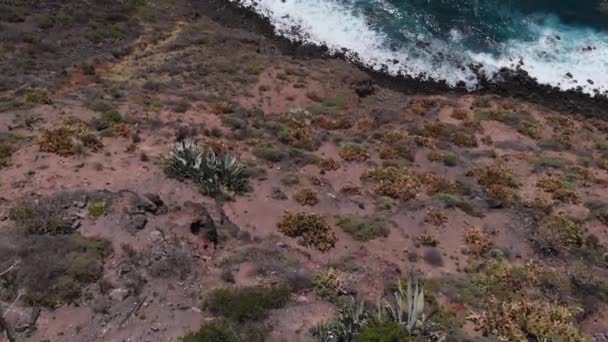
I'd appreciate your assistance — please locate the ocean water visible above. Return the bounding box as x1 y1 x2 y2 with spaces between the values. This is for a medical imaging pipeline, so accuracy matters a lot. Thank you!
230 0 608 96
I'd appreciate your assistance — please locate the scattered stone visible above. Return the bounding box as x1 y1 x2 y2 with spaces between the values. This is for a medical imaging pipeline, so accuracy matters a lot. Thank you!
125 214 148 230
354 79 375 98
141 193 167 215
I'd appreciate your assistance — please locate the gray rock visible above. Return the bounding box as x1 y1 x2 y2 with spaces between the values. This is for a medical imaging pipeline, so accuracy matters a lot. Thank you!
125 214 148 230
109 288 130 302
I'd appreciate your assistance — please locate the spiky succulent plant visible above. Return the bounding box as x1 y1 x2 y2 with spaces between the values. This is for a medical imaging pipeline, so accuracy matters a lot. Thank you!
164 139 249 196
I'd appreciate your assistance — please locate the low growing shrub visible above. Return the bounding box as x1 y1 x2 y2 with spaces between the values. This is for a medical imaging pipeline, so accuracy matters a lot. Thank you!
335 215 388 241
205 285 290 322
277 211 336 252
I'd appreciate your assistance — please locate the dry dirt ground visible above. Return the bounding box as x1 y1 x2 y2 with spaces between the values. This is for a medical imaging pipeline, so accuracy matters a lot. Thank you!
1 1 608 342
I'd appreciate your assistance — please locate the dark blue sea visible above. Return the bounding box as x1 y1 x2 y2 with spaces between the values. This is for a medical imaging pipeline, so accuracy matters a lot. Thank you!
233 0 608 95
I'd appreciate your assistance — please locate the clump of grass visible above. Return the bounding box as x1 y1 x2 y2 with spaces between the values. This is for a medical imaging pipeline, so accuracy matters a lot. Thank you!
277 211 336 252
294 187 319 206
280 173 300 186
434 193 483 218
88 201 109 220
475 110 540 139
205 285 290 322
597 157 608 171
253 144 287 162
535 213 583 255
469 163 518 205
361 167 421 201
470 298 583 341
164 139 249 196
357 319 410 342
535 156 572 170
101 110 123 124
0 142 14 169
463 227 493 256
339 143 369 162
25 89 52 105
309 95 347 115
416 122 477 147
424 209 448 227
335 215 388 241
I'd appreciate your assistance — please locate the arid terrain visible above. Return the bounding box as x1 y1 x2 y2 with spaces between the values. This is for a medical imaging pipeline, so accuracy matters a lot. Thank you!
1 1 608 341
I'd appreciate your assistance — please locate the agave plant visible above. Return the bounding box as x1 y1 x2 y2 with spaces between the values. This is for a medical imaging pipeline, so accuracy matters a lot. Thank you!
377 279 425 334
313 297 368 342
332 297 368 341
164 139 249 196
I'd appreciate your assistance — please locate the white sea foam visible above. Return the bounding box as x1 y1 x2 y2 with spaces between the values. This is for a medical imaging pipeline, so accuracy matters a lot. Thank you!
231 0 608 96
469 17 608 95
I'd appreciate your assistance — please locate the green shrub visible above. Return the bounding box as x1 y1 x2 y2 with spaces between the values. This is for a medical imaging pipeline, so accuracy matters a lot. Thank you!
88 201 109 219
164 139 250 196
336 215 388 241
280 173 300 186
253 144 287 162
536 156 571 170
101 110 123 124
205 285 290 322
356 319 411 342
434 193 483 218
182 320 264 342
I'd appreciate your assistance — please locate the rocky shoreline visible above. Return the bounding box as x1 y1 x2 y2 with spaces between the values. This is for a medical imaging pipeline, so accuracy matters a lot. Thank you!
198 0 608 118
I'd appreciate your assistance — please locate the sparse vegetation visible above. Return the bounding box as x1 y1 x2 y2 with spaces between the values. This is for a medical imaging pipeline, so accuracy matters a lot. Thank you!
469 163 518 205
294 187 320 206
535 213 583 255
424 209 448 227
463 227 493 256
0 142 14 169
470 298 583 341
313 268 349 300
335 215 389 241
205 285 290 322
1 234 112 307
253 144 288 162
277 211 337 252
361 167 421 201
339 143 370 162
38 125 103 156
182 320 264 342
9 194 78 235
